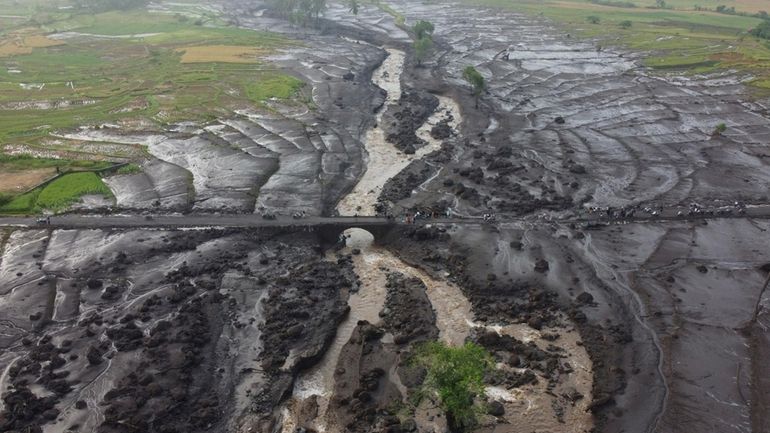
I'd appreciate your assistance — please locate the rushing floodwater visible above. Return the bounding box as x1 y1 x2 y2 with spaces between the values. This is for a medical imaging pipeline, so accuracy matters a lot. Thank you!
336 48 462 216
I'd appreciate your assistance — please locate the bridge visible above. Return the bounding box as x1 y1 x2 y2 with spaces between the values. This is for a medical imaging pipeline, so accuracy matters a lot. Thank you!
0 214 485 245
2 203 770 241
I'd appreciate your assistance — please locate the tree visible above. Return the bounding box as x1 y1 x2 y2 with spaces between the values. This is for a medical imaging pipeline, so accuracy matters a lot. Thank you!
750 20 770 39
413 342 493 432
619 20 632 28
462 66 485 108
414 36 433 65
413 20 435 40
586 15 600 24
655 0 666 8
412 20 435 66
264 0 326 26
349 0 359 15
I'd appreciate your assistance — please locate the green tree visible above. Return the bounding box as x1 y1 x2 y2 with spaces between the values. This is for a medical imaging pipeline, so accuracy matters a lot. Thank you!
586 15 600 24
414 36 433 65
619 20 632 28
349 0 359 15
462 66 485 108
413 342 494 432
413 20 435 40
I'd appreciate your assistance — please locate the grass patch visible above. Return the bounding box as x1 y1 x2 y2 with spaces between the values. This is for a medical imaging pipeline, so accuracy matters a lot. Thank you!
0 171 113 213
412 342 494 432
245 75 304 103
36 172 112 210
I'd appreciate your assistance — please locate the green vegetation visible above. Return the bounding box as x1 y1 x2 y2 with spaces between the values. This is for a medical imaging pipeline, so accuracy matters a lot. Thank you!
263 0 327 25
37 172 112 209
245 75 304 103
749 20 770 39
115 163 142 175
619 19 633 28
461 0 770 90
462 66 485 108
0 1 304 213
73 0 150 13
413 342 494 432
713 122 727 135
413 20 435 40
349 0 360 15
0 155 112 172
591 0 636 8
0 172 113 213
412 20 435 65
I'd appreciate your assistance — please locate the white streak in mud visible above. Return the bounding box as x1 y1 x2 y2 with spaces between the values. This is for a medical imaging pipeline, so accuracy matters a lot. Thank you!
336 49 462 216
0 355 20 412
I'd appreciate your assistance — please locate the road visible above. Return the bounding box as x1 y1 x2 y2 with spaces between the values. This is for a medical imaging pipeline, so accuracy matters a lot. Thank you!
3 204 770 230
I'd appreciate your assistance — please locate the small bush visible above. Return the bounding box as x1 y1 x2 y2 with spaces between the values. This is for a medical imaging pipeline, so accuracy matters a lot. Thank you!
413 341 494 432
619 20 633 28
713 123 727 135
586 15 601 24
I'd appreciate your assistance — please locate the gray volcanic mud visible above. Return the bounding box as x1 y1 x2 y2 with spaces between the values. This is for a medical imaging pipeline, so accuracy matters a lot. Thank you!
326 0 770 431
376 0 770 219
0 227 357 433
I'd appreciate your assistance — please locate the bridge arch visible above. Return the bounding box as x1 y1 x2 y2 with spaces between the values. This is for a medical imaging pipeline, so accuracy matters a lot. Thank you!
314 221 398 247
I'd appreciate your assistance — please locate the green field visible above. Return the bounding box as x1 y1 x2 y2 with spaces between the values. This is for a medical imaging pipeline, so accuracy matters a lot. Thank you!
462 0 770 89
0 0 304 213
0 172 113 214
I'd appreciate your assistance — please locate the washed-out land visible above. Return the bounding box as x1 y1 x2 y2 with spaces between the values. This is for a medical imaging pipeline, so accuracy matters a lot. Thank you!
0 0 769 433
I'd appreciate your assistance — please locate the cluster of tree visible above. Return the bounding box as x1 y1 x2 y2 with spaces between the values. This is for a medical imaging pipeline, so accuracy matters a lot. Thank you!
589 0 636 8
749 19 770 40
264 0 327 25
715 4 737 14
73 0 149 12
694 4 767 19
412 20 434 65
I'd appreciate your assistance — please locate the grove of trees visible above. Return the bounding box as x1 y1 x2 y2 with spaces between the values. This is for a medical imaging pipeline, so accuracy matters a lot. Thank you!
73 0 149 12
264 0 327 25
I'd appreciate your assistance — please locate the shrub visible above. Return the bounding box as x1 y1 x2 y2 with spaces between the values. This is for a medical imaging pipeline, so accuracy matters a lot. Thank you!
413 341 494 432
619 20 633 28
586 15 601 24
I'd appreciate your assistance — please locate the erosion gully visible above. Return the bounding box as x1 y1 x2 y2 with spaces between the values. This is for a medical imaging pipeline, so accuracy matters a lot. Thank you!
282 43 592 433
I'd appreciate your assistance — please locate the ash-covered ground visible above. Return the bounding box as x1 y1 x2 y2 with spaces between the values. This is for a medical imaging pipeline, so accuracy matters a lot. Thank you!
2 0 770 433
